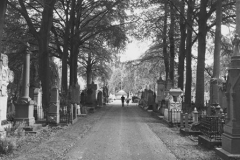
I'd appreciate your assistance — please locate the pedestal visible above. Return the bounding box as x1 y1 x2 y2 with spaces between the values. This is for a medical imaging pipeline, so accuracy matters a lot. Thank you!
14 99 35 126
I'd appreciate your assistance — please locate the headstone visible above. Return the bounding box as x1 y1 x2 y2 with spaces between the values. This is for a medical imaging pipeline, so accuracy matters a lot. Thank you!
69 82 80 122
97 90 103 107
216 33 240 158
70 82 80 104
0 54 14 122
47 85 60 124
156 77 165 104
164 88 183 122
147 90 154 110
80 92 85 104
86 82 97 105
77 105 81 115
103 86 108 104
33 88 44 120
14 50 35 126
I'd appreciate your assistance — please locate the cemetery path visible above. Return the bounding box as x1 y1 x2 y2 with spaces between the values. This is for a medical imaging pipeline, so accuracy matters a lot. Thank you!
2 101 222 160
66 102 176 160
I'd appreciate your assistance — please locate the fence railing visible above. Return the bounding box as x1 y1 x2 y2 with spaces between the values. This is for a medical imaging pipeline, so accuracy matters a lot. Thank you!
168 109 181 124
200 116 225 141
59 105 71 123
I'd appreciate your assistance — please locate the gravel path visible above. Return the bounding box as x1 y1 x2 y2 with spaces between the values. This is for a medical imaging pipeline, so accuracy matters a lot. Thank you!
1 101 222 160
66 103 176 160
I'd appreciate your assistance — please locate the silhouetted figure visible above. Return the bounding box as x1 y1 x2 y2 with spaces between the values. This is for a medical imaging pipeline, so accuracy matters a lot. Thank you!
121 95 125 107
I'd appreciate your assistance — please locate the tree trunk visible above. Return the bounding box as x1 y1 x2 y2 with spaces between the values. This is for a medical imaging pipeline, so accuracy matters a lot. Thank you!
195 0 208 110
86 65 92 85
0 0 7 53
70 44 78 86
169 4 175 86
86 52 92 85
61 1 71 95
38 0 56 113
69 0 77 86
69 0 80 87
177 0 186 90
210 0 222 106
185 0 194 109
163 1 169 82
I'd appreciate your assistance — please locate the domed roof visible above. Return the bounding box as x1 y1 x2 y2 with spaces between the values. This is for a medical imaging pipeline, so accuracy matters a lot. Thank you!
115 90 127 96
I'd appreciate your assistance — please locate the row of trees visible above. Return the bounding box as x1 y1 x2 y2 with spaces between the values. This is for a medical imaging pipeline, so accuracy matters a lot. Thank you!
0 0 237 112
0 0 137 114
109 0 235 110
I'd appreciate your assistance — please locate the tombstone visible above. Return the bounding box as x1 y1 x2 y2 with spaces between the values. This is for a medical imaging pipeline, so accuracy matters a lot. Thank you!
156 78 165 103
70 82 80 104
147 90 154 110
97 90 103 107
103 86 108 104
14 50 35 126
33 88 44 120
86 81 97 105
164 88 183 122
0 54 14 122
216 33 240 159
47 85 60 124
80 92 85 104
69 82 80 122
77 105 81 115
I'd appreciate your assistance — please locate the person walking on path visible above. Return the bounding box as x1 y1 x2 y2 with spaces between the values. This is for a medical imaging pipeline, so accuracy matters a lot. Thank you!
121 95 125 107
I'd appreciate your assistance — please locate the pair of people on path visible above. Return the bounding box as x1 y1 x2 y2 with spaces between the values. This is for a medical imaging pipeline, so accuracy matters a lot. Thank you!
121 95 129 107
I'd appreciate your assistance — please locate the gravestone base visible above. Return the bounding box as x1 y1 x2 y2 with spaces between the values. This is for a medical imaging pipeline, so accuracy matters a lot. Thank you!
215 132 240 159
14 99 35 126
0 96 8 121
215 148 240 160
78 106 87 116
47 113 60 125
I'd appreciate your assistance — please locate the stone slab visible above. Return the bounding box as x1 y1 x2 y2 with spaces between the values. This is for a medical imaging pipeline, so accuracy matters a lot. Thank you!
180 128 202 136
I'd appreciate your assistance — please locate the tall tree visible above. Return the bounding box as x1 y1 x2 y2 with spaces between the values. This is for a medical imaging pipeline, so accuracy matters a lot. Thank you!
61 0 71 96
177 0 186 90
8 0 57 113
0 0 7 53
163 1 169 82
169 2 176 85
195 0 208 109
185 0 195 109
